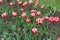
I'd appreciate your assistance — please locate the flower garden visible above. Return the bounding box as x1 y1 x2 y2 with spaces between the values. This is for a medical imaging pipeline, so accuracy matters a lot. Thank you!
0 0 60 40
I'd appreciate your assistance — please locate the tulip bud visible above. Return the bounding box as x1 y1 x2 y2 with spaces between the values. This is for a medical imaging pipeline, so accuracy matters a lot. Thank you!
23 2 28 7
1 12 7 19
32 28 38 34
21 13 27 18
12 12 17 17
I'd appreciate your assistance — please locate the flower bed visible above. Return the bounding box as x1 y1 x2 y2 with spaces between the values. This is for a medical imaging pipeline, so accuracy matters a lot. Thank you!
0 0 60 40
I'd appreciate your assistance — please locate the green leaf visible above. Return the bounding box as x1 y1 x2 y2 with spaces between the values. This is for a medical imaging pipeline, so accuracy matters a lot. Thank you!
11 25 16 32
6 37 11 40
14 32 20 40
3 31 8 39
0 19 3 32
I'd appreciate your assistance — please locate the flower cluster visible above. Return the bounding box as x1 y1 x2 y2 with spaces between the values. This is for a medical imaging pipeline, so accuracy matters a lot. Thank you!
0 0 60 35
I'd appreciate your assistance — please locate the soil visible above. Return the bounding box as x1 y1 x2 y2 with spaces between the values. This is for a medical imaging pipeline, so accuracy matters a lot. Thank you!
53 12 60 38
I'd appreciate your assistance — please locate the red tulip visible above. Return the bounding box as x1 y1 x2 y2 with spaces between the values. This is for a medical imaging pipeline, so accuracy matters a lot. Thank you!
45 17 49 20
54 17 59 22
23 2 28 7
40 18 45 21
20 8 24 12
36 18 43 25
37 21 43 25
40 17 49 22
31 10 36 14
12 12 17 17
57 38 60 40
26 19 31 23
21 13 27 18
41 5 45 9
31 13 36 18
49 17 55 23
29 0 33 5
32 28 38 34
0 0 3 4
34 0 39 8
36 18 41 22
36 11 41 16
9 2 14 7
18 1 23 6
1 12 7 19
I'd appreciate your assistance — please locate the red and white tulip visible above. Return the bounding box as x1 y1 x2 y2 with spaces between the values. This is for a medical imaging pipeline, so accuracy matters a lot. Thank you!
21 13 27 18
23 2 28 7
12 12 17 17
1 12 7 19
32 28 38 34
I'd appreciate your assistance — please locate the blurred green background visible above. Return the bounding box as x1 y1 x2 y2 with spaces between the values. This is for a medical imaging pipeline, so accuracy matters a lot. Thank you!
33 0 60 11
37 0 60 11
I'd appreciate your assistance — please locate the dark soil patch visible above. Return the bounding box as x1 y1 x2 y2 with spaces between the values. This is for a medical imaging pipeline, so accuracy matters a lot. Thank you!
52 11 60 38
